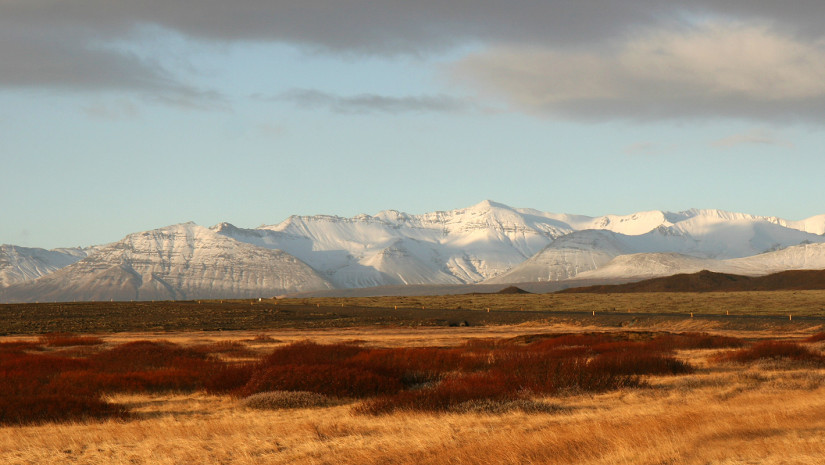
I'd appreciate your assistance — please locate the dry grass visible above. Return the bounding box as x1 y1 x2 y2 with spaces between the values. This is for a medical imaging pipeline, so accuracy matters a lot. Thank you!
3 326 825 464
241 391 336 410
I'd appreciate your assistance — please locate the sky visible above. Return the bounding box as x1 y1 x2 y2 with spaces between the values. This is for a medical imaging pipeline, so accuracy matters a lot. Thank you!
2 1 825 249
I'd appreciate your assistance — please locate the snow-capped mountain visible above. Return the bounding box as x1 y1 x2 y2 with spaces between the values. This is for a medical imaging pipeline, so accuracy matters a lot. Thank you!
2 201 825 302
214 200 575 288
0 223 332 302
0 245 89 287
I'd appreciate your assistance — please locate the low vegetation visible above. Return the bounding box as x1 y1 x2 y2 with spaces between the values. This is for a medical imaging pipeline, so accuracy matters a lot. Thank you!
714 341 825 365
0 331 751 425
2 324 825 465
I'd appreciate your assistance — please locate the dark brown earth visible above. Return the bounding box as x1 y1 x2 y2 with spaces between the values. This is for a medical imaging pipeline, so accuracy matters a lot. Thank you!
559 269 825 293
2 298 824 335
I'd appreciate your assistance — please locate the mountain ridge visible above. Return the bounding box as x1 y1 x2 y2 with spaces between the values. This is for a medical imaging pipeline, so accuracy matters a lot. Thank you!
2 201 824 302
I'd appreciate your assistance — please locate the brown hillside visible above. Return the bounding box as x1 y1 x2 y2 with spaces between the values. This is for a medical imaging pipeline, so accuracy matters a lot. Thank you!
558 269 825 293
497 286 531 294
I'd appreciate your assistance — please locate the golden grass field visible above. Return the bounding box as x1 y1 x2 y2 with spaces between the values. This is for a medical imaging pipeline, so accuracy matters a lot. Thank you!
3 292 825 464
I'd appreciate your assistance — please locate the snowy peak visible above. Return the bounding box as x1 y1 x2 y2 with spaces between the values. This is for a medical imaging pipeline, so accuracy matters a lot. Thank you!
582 210 673 236
220 200 585 288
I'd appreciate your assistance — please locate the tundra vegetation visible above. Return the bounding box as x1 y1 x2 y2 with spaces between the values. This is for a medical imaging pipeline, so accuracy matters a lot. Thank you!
3 322 825 464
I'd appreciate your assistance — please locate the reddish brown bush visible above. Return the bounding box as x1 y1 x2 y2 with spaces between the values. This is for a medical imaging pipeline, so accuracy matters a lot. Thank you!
588 351 693 376
239 363 402 398
0 394 127 425
0 340 43 351
260 341 366 367
0 350 124 425
526 334 617 351
203 363 257 394
646 333 745 351
0 352 91 384
49 368 207 394
90 340 212 373
347 347 476 386
804 333 825 343
0 334 704 422
358 371 511 414
715 341 825 365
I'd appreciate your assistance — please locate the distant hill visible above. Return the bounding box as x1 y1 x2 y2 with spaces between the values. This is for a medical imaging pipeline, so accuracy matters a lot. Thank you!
496 286 531 294
558 269 825 293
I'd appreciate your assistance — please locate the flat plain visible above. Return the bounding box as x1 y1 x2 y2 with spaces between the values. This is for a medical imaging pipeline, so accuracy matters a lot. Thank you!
3 291 825 464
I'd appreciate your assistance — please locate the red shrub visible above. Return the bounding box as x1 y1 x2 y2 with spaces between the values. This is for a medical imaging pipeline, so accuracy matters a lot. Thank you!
260 341 366 367
239 363 402 398
0 340 43 351
526 334 616 352
90 340 212 372
590 341 649 354
0 394 127 425
49 368 208 394
804 333 825 343
646 333 745 351
0 352 91 381
203 363 257 394
588 351 692 376
363 371 512 414
347 347 475 386
716 341 825 364
0 351 126 425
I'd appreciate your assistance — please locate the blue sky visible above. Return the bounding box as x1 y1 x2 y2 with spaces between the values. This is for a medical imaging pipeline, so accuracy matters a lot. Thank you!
2 2 825 249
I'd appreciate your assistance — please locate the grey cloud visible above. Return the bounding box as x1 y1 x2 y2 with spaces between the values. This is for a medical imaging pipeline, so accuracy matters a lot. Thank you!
451 23 825 122
0 19 224 108
270 89 472 114
6 1 825 121
6 1 825 53
0 1 669 55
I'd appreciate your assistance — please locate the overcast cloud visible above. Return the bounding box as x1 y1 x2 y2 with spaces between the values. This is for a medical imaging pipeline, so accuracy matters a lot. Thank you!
4 1 825 120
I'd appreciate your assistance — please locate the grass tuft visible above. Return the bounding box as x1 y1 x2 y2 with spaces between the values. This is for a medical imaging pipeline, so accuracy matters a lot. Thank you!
241 391 335 410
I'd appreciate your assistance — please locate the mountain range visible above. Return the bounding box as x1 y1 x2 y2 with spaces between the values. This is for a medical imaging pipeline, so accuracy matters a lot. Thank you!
2 200 825 302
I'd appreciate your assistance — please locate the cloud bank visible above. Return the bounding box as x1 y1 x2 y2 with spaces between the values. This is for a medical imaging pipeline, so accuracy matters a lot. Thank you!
3 1 825 121
452 23 825 121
